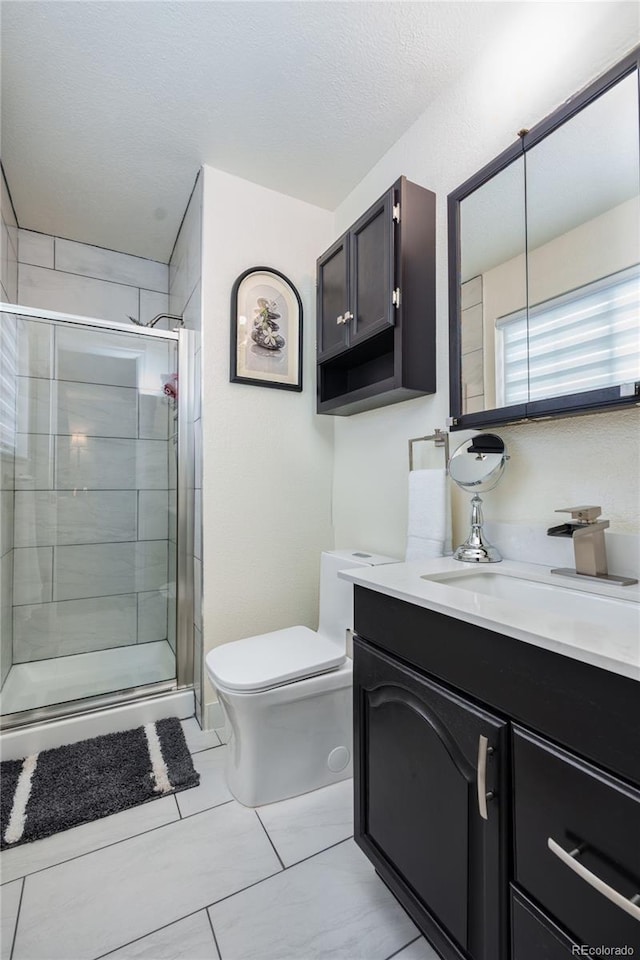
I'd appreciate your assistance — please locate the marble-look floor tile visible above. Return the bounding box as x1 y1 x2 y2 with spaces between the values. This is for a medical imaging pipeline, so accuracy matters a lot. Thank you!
14 490 137 547
209 839 417 960
0 796 178 885
176 746 231 818
102 912 218 960
0 878 23 960
389 936 441 960
256 779 354 867
13 594 137 662
181 718 221 754
55 436 168 490
55 380 138 439
13 802 281 960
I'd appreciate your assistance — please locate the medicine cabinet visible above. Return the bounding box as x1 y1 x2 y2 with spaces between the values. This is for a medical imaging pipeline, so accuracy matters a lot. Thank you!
448 48 640 430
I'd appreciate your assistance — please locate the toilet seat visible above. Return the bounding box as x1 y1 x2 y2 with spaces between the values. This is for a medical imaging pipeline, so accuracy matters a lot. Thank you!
205 625 345 693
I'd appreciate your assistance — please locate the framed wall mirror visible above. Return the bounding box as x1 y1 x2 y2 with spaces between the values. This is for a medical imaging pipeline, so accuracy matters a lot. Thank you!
448 47 640 430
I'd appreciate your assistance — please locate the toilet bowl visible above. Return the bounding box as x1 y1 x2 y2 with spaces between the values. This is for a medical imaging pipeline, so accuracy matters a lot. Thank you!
205 550 397 806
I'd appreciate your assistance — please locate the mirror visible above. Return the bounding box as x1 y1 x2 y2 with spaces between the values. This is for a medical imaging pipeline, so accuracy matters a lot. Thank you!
449 50 640 428
449 433 508 562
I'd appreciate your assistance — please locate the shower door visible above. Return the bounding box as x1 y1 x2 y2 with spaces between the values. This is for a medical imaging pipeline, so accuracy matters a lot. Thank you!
0 309 187 723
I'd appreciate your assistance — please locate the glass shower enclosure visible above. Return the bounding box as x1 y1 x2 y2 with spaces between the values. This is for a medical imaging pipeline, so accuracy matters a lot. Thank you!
0 306 194 727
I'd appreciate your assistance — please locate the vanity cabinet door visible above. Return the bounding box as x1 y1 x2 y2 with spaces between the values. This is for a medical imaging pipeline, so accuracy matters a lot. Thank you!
511 887 578 959
354 637 508 960
317 232 350 361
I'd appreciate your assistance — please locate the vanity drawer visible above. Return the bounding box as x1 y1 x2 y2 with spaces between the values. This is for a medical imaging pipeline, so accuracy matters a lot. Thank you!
511 887 577 960
512 727 640 950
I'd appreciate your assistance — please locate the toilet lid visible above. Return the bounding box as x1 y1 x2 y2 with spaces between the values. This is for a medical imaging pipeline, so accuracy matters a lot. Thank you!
205 626 346 692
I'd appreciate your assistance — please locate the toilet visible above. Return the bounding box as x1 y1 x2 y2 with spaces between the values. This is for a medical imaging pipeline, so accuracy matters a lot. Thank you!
205 550 397 806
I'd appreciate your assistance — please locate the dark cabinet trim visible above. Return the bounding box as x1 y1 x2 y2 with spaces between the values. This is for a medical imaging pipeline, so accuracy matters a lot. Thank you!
353 585 640 960
317 176 435 416
354 585 640 787
354 637 509 960
447 46 640 431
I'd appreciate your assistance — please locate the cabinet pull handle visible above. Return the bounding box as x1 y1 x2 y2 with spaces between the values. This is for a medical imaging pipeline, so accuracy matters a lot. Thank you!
336 315 345 325
344 311 354 321
547 837 640 921
477 735 494 820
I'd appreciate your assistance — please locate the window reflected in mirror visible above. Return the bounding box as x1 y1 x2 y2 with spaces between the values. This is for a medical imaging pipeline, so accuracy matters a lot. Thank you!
449 51 640 427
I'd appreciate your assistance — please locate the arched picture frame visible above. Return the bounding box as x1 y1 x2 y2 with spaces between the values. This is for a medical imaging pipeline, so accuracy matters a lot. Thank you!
230 266 303 391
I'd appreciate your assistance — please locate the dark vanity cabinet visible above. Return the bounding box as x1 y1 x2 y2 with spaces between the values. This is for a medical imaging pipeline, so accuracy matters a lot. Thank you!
354 639 508 960
317 177 436 415
353 587 640 960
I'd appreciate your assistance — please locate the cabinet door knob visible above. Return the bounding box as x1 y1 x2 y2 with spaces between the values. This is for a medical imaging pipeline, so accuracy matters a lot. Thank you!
344 311 354 321
336 315 345 325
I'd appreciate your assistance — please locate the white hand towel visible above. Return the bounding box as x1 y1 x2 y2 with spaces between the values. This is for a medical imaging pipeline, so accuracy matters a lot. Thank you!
405 468 452 561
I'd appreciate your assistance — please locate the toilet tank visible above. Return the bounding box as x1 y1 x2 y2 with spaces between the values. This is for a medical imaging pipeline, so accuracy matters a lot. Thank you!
317 550 398 648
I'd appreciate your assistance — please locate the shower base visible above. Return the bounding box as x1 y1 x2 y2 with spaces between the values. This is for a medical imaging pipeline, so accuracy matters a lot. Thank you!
0 641 175 716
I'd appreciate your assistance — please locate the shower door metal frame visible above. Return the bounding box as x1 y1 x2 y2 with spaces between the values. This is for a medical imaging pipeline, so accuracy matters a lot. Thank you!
0 305 195 731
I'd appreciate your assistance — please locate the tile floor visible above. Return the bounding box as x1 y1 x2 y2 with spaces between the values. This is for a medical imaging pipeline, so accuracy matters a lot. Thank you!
0 719 440 960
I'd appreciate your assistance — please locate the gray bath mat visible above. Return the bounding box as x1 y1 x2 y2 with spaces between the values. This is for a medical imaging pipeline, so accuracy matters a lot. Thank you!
0 717 200 850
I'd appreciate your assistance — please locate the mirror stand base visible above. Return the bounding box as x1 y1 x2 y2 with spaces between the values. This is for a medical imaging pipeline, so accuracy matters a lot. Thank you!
454 493 503 563
453 541 502 563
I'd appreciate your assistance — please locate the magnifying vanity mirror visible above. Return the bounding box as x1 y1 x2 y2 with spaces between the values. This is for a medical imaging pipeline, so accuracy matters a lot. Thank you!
449 433 508 562
448 47 640 430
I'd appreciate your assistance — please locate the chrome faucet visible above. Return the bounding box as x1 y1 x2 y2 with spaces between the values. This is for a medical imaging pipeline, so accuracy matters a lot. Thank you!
547 505 637 586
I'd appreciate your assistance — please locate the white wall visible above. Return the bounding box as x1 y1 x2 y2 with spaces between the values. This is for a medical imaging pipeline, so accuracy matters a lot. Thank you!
331 5 640 560
200 166 334 703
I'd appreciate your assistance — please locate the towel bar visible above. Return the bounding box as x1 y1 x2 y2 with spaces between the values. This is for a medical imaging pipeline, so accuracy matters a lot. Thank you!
408 428 450 472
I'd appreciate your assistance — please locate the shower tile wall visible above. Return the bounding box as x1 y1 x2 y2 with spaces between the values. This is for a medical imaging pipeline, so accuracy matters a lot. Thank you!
11 318 175 664
169 171 203 720
15 229 169 327
0 313 17 687
1 166 19 303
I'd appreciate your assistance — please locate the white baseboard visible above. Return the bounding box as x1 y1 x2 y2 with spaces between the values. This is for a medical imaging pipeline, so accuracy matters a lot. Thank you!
203 700 225 732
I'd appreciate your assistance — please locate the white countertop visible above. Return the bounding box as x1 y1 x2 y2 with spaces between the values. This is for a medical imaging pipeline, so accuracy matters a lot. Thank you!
339 558 640 682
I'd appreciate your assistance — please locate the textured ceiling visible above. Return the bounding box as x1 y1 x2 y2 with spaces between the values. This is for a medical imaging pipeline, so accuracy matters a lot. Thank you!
1 2 635 263
1 1 519 261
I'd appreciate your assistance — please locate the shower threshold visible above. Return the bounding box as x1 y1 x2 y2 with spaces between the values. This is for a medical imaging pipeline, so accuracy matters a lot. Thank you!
0 641 175 716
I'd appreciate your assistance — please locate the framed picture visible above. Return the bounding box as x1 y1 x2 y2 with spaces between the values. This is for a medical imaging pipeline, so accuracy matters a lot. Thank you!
230 266 303 391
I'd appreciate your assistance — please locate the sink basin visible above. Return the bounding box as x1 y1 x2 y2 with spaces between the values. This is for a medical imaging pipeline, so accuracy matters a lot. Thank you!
421 569 640 634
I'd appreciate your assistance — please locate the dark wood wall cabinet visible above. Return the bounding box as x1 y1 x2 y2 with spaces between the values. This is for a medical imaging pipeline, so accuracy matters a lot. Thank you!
316 177 436 416
353 587 640 960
